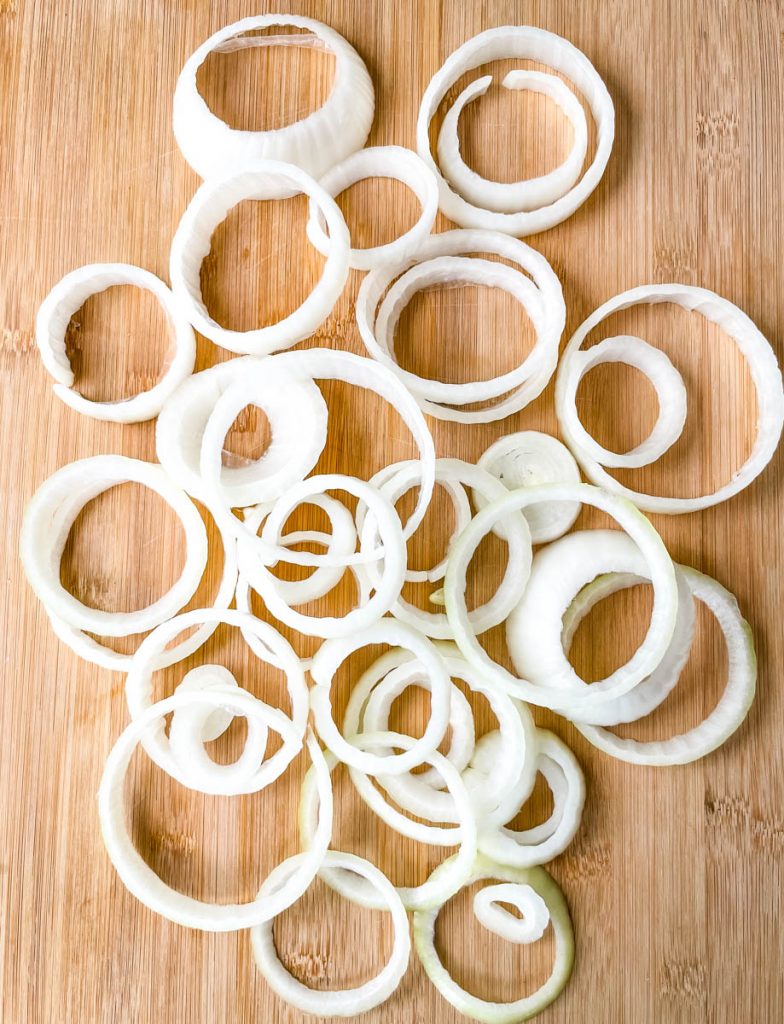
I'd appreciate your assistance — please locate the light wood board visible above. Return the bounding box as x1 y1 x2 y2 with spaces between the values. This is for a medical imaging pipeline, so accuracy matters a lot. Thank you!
2 1 783 1021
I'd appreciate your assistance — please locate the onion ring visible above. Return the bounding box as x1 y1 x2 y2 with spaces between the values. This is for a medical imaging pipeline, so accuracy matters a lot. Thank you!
173 15 374 183
36 263 196 422
555 284 784 512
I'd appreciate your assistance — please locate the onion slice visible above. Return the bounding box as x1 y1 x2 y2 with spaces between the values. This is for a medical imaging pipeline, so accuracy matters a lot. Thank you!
169 160 350 356
417 25 614 235
173 15 374 183
437 71 588 214
413 855 575 1023
555 284 784 512
306 145 439 270
250 850 409 1016
36 263 196 422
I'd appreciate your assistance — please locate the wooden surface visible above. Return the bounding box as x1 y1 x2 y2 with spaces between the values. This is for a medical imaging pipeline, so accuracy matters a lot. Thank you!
2 1 783 1021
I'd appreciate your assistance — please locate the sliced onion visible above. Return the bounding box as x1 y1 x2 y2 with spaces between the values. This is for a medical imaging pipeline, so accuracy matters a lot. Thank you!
355 230 566 423
310 620 451 776
169 160 349 356
472 883 550 944
413 855 575 1023
445 483 679 712
357 458 532 640
476 431 581 544
124 608 309 793
171 663 242 741
173 15 374 183
478 730 585 867
35 263 196 422
555 284 784 512
437 70 588 214
299 733 478 911
571 567 756 764
507 529 692 726
417 25 614 235
306 145 438 270
250 850 409 1017
20 455 208 638
558 334 687 468
99 696 332 930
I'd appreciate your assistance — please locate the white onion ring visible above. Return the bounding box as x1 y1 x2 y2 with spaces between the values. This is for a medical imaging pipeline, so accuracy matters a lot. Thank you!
476 431 581 544
306 145 439 271
310 620 451 776
357 458 532 639
437 70 588 214
173 15 374 183
35 263 196 422
169 160 349 356
555 284 784 512
473 882 550 944
124 609 309 794
355 229 565 423
99 702 332 931
559 334 688 469
445 483 679 713
417 25 614 234
572 567 756 765
413 855 575 1022
20 455 208 638
250 850 409 1017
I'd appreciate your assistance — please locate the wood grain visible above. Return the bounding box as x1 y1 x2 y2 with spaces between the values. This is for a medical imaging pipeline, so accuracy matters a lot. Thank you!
2 1 783 1022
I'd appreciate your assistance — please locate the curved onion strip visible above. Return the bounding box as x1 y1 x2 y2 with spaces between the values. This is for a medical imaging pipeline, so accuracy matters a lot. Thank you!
445 483 679 712
473 883 550 944
173 14 374 183
125 609 308 793
413 855 575 1024
36 263 196 423
478 731 585 867
306 145 439 270
171 663 242 742
196 360 328 508
555 546 697 727
506 530 693 726
310 620 451 776
354 648 537 828
355 230 566 423
20 455 208 637
299 733 478 911
250 850 409 1017
239 474 406 639
437 70 588 214
571 567 756 764
169 160 350 356
45 514 238 672
555 283 784 512
358 458 532 640
99 698 332 931
356 461 473 585
475 431 581 544
416 25 614 235
559 335 688 469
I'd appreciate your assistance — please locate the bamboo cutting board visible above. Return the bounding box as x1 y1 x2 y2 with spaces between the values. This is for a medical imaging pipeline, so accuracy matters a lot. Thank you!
2 1 783 1021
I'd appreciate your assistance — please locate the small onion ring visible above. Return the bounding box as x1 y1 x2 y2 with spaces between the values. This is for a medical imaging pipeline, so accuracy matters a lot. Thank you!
413 855 575 1023
250 850 409 1017
445 483 679 712
310 620 451 776
20 455 208 638
437 70 588 214
555 283 784 512
306 145 439 271
475 431 581 544
173 15 374 184
472 883 550 944
35 263 196 423
416 25 614 235
169 160 350 356
559 334 687 469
